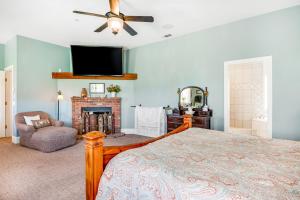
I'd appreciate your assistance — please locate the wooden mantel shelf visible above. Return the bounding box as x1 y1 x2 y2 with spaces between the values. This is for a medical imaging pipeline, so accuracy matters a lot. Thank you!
52 72 137 80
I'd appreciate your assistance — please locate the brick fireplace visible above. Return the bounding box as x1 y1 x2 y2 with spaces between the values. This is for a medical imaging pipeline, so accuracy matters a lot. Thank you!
71 97 121 134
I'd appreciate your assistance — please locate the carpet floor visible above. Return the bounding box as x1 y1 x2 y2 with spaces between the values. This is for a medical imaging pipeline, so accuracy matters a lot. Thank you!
0 141 85 200
0 134 150 200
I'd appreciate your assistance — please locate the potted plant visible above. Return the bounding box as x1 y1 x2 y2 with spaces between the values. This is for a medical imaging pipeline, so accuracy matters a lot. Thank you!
107 84 121 97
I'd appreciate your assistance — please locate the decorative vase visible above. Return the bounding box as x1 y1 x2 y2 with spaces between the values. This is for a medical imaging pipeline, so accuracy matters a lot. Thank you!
111 92 116 97
81 88 88 98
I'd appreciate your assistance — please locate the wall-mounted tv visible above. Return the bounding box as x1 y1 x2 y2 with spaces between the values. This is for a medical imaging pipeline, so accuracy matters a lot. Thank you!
71 45 123 76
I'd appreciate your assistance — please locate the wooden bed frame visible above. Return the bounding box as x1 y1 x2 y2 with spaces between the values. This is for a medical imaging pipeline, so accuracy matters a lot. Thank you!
83 115 192 200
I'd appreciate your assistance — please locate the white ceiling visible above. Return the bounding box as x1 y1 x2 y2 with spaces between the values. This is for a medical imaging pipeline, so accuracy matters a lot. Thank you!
0 0 300 49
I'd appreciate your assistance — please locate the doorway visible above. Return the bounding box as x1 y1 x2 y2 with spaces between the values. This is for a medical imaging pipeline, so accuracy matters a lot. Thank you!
224 56 272 138
0 71 5 137
5 67 13 137
0 66 14 139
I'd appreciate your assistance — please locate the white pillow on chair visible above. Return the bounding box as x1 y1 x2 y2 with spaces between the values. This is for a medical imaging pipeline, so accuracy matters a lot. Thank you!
24 115 40 126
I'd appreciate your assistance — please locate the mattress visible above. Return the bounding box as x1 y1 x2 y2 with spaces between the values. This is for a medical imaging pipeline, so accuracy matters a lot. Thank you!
97 128 300 200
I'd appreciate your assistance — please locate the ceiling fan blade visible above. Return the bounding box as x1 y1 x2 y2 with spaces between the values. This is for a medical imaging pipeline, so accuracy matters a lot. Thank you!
123 22 137 36
94 22 108 32
73 10 107 18
124 16 154 22
109 0 120 15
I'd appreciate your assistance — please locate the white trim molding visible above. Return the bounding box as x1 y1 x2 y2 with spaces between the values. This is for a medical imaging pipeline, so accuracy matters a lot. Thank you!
0 71 5 137
4 65 17 137
121 128 136 135
12 136 20 144
224 56 272 138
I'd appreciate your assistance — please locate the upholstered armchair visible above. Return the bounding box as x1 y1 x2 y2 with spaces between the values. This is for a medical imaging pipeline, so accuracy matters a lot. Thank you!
15 111 77 153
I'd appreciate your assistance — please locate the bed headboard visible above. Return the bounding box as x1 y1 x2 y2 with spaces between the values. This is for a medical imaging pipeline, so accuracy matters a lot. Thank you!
83 114 193 200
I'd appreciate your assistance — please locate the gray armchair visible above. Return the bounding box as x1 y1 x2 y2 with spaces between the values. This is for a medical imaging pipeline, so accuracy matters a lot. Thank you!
15 111 77 153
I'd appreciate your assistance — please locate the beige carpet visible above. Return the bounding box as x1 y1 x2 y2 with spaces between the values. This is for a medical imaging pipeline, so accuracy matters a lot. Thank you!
0 134 150 200
0 141 85 200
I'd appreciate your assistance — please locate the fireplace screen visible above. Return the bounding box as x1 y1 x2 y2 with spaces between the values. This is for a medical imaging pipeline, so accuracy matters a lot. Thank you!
79 107 114 135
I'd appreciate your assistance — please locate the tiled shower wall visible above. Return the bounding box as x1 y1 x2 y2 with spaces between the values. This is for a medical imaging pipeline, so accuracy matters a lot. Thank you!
229 62 265 129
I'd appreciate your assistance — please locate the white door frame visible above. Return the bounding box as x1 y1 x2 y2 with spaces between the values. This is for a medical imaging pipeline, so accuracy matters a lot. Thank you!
0 71 5 137
4 65 17 142
224 56 272 138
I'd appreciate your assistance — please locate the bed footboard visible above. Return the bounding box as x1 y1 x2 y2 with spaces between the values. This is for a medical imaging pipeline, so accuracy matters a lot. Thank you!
83 114 192 200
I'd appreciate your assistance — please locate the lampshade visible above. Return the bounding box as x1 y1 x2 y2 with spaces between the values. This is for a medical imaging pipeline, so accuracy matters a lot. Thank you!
57 90 64 101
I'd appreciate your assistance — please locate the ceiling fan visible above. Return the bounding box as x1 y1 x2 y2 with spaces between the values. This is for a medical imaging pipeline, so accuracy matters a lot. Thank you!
73 0 154 36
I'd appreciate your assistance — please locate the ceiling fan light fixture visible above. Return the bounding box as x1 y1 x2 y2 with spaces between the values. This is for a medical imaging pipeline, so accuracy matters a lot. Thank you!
108 17 123 35
73 0 154 36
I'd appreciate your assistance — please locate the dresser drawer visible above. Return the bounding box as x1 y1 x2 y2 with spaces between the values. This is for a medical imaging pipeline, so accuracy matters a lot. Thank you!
167 116 183 124
167 115 211 131
193 117 210 129
193 124 207 128
167 122 182 132
192 117 205 125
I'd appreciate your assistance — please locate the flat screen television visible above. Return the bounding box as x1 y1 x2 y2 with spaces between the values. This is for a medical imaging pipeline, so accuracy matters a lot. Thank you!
71 45 123 76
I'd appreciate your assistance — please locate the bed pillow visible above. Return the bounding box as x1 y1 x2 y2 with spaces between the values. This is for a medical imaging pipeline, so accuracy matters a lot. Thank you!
32 119 51 129
24 115 40 126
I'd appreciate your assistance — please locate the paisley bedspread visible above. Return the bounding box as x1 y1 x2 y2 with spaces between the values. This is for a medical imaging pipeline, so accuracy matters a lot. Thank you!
97 128 300 200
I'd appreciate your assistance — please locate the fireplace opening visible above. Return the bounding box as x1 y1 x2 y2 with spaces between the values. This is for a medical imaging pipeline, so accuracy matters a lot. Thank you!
71 97 121 137
79 107 114 135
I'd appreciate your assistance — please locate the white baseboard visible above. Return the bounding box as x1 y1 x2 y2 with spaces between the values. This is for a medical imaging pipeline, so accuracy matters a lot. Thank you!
12 136 20 144
121 128 136 135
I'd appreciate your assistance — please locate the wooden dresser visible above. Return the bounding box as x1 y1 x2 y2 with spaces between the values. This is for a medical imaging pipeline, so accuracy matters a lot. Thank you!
167 111 212 132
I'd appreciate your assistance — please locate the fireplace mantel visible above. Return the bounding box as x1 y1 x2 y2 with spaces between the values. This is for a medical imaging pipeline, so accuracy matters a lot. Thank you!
71 97 121 134
52 72 137 80
71 96 121 102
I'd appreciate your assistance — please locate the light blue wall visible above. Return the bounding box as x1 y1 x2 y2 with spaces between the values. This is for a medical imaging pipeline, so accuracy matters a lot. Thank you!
3 36 70 136
16 36 70 120
57 80 135 128
0 44 4 69
127 6 300 140
4 37 18 70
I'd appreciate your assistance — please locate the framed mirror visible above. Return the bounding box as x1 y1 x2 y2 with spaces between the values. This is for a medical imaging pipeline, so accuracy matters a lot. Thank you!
178 86 206 109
